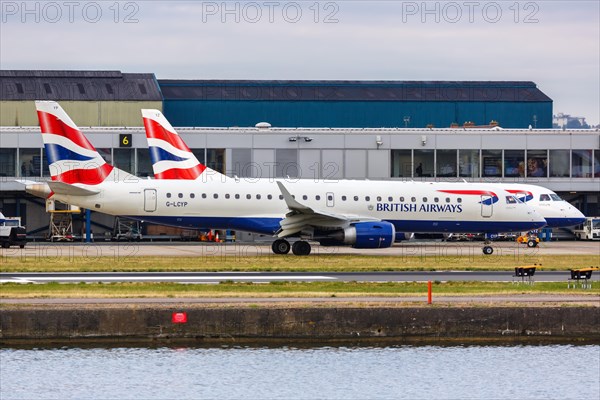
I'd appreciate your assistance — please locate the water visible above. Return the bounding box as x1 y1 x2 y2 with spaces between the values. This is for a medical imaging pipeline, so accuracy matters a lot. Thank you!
1 344 599 400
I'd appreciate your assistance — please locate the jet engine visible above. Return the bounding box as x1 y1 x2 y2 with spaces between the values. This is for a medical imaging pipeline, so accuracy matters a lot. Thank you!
319 221 396 249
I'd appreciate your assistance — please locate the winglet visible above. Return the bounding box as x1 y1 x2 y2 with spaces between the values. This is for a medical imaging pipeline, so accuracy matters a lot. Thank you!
276 181 312 213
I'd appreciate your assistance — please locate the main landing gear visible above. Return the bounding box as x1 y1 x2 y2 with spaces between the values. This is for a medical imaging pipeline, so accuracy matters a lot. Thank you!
271 239 312 256
482 238 495 255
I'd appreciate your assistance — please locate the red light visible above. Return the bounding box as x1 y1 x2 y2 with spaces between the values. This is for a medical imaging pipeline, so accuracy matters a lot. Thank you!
172 312 188 324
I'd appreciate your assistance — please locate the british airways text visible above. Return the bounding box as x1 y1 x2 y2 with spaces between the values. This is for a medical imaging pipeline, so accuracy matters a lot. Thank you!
376 203 463 213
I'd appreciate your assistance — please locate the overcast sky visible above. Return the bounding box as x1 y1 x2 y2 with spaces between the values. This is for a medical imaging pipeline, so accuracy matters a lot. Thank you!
1 1 598 124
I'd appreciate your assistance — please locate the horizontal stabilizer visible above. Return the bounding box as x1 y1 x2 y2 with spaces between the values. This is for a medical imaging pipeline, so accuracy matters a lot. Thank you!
48 181 100 196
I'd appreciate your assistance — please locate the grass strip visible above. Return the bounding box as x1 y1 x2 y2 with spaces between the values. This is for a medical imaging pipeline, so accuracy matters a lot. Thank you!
2 254 598 272
1 281 598 298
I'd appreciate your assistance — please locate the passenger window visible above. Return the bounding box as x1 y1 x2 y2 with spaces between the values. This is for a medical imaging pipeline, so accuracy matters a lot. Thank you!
268 194 273 200
540 194 551 202
457 198 462 203
235 194 240 199
365 196 370 201
202 193 207 199
279 195 284 200
377 196 382 201
354 196 359 201
178 193 183 199
316 195 321 200
434 197 439 203
303 195 308 200
400 197 405 202
422 197 428 202
446 197 450 203
167 193 171 198
225 194 230 199
190 193 195 199
411 197 416 202
246 194 251 199
256 194 261 199
388 196 393 202
506 196 517 204
327 195 333 201
342 196 347 201
213 194 218 199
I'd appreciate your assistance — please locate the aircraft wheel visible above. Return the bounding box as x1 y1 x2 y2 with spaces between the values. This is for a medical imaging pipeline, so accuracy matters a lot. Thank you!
527 239 538 248
292 241 311 256
272 239 291 255
1 242 9 249
482 246 493 255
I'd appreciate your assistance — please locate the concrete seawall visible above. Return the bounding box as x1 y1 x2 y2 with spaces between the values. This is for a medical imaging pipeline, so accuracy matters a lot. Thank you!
1 306 599 344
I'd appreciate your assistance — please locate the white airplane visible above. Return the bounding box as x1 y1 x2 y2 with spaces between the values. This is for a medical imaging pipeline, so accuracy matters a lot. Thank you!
143 105 545 255
34 101 547 255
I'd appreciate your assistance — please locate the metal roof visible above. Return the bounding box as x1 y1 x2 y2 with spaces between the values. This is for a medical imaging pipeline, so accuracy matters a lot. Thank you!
158 80 552 102
0 70 162 101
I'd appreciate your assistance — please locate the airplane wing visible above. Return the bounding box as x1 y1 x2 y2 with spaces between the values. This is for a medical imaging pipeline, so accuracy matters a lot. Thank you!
275 181 378 237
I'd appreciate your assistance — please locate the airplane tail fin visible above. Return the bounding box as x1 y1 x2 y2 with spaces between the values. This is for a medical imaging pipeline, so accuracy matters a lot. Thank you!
142 109 227 181
35 101 129 184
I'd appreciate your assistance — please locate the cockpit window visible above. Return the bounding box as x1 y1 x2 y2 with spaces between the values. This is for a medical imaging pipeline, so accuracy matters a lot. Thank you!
539 194 551 202
550 194 562 201
506 196 518 204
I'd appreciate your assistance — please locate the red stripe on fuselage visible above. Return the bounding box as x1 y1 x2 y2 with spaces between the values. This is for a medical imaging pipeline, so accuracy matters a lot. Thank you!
437 189 498 198
53 163 113 185
156 165 205 180
37 110 96 151
144 118 192 153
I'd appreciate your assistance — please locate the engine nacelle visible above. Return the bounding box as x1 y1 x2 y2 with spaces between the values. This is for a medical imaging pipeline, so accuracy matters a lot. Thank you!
321 221 396 249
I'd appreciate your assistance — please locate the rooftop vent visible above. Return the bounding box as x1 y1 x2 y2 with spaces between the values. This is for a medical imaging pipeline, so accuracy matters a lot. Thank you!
255 122 271 129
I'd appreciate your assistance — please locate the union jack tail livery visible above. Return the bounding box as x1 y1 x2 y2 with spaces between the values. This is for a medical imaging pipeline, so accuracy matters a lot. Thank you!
35 101 126 185
142 109 225 181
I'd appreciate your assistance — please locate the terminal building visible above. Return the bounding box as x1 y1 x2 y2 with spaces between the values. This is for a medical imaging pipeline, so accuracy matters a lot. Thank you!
0 70 597 239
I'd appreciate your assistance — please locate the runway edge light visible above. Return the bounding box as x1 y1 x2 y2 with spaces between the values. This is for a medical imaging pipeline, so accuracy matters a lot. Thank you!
172 312 188 324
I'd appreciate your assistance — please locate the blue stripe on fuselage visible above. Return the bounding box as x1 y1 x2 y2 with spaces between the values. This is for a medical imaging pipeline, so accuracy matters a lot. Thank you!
126 216 546 235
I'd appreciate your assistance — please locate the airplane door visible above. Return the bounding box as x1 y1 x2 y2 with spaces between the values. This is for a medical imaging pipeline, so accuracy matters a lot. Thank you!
326 192 334 207
144 189 157 212
481 195 493 218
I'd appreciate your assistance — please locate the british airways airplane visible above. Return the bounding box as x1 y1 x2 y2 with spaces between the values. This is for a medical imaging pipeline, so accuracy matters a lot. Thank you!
35 101 546 255
141 109 584 232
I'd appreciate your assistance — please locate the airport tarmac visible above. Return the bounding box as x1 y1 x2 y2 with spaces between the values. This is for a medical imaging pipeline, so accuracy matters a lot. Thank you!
2 240 599 257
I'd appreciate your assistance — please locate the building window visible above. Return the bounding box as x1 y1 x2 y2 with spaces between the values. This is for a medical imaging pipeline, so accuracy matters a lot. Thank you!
459 149 480 178
526 150 548 178
136 149 152 177
15 83 24 94
19 148 41 177
105 84 113 94
572 150 592 178
436 150 457 177
414 149 434 177
138 83 147 95
391 150 412 177
482 150 502 177
594 150 600 178
207 149 226 174
0 149 16 176
43 83 52 94
549 150 570 177
504 150 525 177
77 83 85 94
113 148 134 173
275 149 298 178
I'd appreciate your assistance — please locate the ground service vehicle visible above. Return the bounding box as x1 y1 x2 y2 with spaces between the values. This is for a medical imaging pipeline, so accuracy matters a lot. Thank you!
0 213 27 249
